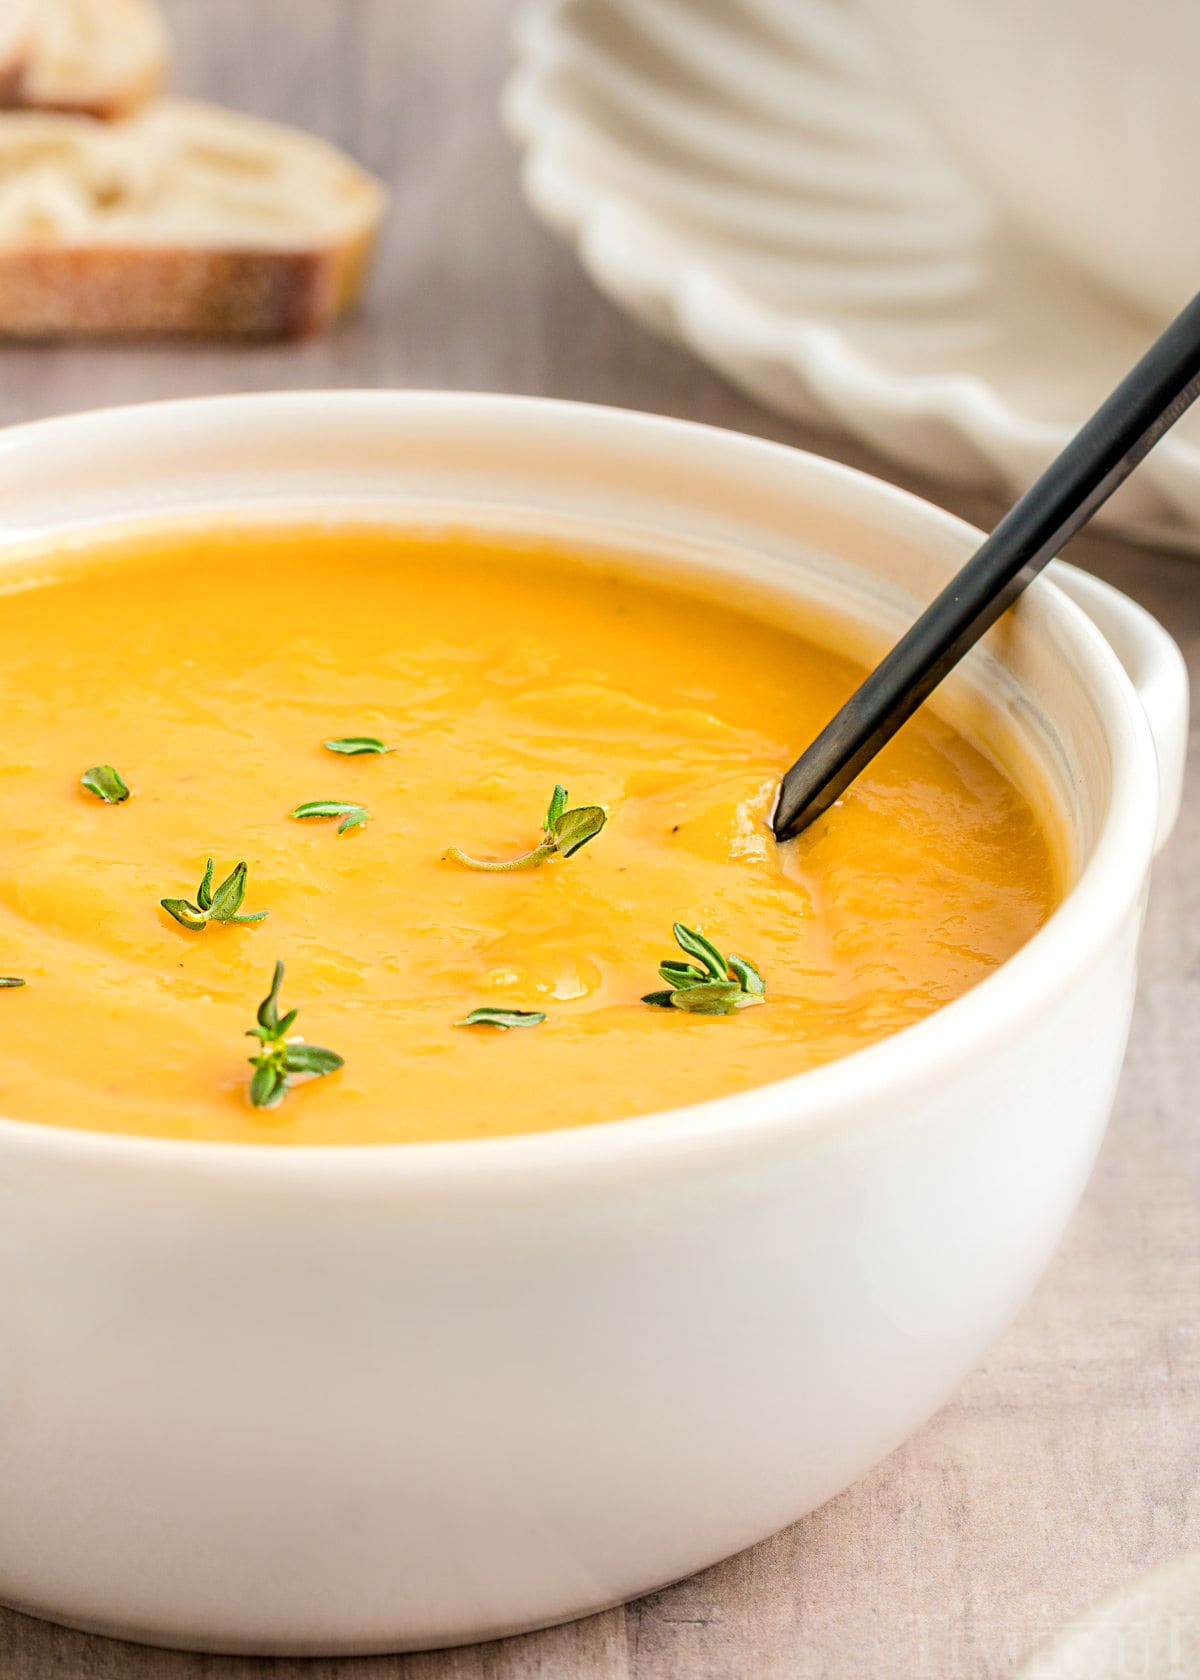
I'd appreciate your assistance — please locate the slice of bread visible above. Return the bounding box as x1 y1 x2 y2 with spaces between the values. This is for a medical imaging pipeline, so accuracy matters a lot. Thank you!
0 98 387 339
0 0 168 119
0 4 34 106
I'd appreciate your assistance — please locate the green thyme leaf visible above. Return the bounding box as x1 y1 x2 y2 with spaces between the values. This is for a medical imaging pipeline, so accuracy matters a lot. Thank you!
161 859 267 932
80 764 130 804
0 976 25 988
657 960 709 988
249 1061 286 1110
458 1008 547 1029
545 784 569 829
245 961 343 1109
206 860 257 922
323 737 392 756
206 863 245 920
554 804 607 858
446 783 607 872
255 961 287 1035
160 897 209 931
727 954 766 997
671 923 729 981
662 981 745 1015
257 961 284 1031
643 925 766 1016
291 800 370 834
284 1043 345 1075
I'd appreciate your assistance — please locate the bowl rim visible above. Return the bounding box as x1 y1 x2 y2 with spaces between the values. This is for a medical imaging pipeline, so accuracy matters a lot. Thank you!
0 389 1160 1185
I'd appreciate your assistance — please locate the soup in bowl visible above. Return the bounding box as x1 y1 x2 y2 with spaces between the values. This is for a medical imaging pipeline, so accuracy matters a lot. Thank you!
1 522 1061 1145
0 392 1184 1653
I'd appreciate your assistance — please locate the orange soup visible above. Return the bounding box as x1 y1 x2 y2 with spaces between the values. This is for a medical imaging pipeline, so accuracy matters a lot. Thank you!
0 526 1060 1144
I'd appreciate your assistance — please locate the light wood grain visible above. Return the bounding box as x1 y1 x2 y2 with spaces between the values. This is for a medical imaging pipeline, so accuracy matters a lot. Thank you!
0 3 1196 1676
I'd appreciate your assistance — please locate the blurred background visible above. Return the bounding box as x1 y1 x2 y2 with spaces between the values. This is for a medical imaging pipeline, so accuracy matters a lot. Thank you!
2 0 814 427
9 0 1200 546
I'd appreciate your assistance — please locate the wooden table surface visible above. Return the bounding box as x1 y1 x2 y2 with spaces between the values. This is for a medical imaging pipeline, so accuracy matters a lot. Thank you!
1 3 1196 1676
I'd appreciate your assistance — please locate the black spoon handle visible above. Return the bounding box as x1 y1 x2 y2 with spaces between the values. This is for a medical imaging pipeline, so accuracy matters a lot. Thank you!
772 289 1200 844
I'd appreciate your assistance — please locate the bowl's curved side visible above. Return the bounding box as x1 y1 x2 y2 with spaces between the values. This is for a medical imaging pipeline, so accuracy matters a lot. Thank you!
0 390 1162 1650
0 902 1141 1652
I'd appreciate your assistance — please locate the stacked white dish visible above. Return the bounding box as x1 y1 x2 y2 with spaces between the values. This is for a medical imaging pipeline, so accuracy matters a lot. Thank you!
1016 1551 1200 1679
505 0 1200 549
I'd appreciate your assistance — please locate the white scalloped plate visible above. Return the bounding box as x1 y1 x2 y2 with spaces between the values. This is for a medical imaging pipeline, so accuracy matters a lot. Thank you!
1016 1553 1200 1680
504 0 1200 550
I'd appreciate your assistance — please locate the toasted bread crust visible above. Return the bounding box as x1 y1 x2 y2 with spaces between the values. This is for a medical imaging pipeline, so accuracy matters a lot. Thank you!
0 61 23 106
0 97 386 340
0 3 33 103
0 0 167 120
0 227 377 340
0 31 31 104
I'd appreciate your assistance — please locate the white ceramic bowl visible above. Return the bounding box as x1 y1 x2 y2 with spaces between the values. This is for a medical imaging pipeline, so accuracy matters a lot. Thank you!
854 0 1199 322
0 393 1186 1656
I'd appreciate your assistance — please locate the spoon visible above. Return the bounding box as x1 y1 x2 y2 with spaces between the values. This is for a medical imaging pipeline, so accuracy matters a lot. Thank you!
772 289 1200 843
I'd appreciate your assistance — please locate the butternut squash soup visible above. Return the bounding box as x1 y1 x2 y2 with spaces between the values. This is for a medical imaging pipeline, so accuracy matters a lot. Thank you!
0 526 1060 1144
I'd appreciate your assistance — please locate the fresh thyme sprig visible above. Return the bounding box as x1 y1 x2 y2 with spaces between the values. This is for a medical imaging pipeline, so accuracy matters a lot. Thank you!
161 859 268 932
643 923 766 1015
246 961 344 1109
323 736 392 756
0 976 25 988
80 764 130 803
291 799 370 834
446 784 606 872
458 1007 547 1029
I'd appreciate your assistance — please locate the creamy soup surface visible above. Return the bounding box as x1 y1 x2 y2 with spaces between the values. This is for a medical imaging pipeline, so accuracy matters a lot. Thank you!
0 527 1060 1144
